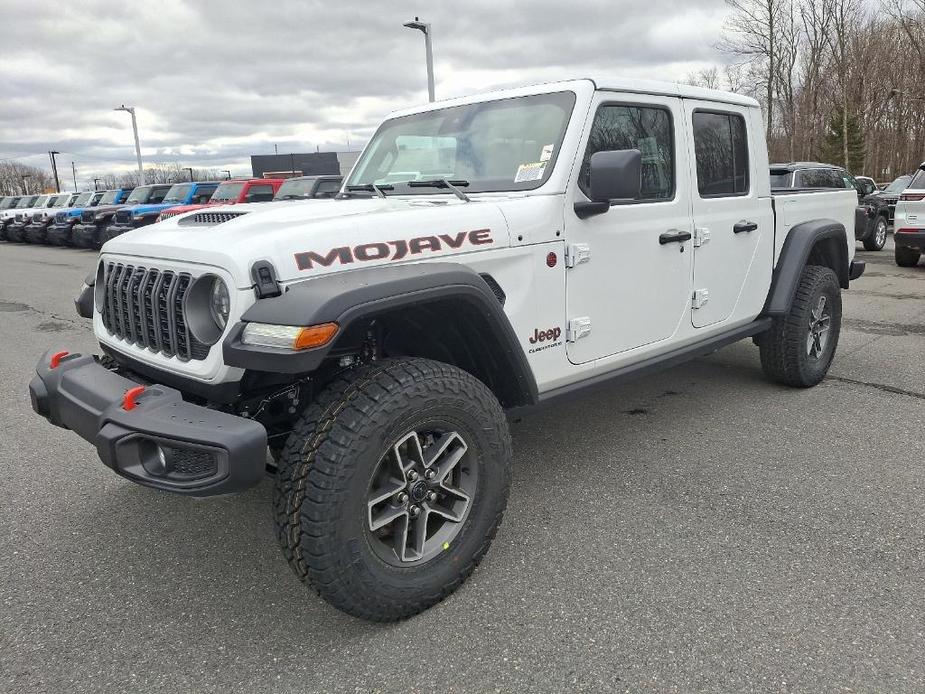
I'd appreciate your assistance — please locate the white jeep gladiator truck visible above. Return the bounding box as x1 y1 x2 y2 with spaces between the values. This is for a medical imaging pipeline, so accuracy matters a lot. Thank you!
30 78 863 621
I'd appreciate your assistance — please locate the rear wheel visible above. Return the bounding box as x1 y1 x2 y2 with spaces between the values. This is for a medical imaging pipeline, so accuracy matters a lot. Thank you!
273 358 512 621
895 245 921 267
758 265 841 387
863 216 888 251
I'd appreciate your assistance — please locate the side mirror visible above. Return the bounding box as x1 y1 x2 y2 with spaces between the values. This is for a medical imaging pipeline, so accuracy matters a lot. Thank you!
575 149 642 219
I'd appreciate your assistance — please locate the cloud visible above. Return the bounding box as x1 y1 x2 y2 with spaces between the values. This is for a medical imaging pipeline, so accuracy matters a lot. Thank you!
0 0 730 185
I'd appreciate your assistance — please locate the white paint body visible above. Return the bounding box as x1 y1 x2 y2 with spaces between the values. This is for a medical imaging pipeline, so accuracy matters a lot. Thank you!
98 78 858 394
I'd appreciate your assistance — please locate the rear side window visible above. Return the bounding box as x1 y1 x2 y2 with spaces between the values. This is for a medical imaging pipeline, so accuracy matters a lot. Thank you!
692 111 749 196
579 104 674 201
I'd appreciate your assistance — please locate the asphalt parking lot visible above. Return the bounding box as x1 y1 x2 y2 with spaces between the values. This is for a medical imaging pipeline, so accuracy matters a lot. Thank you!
1 240 923 693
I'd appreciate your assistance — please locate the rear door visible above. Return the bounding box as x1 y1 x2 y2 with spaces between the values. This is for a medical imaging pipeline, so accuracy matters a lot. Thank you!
684 102 773 328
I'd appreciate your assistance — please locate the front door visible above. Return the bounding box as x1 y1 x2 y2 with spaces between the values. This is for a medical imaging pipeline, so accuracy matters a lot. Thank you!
684 102 773 328
565 94 693 365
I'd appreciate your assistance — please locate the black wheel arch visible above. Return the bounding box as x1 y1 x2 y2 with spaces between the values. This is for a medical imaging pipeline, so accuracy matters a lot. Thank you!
763 219 850 316
223 262 538 408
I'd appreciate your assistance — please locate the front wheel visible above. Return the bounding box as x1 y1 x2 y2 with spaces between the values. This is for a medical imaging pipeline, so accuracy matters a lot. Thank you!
273 358 512 621
758 265 842 387
863 216 888 251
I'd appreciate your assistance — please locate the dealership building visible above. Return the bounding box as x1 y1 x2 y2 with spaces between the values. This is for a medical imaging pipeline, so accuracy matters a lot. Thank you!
250 151 360 178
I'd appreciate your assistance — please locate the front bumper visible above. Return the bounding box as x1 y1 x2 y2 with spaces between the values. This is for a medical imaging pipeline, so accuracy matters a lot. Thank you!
5 221 29 242
29 350 267 496
895 230 925 251
102 222 136 242
25 221 52 243
72 222 102 248
47 221 76 245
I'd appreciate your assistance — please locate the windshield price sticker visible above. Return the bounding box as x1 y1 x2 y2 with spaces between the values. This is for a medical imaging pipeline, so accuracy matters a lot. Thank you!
515 162 547 183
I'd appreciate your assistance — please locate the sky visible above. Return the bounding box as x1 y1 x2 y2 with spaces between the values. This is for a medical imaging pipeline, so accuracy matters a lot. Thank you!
0 0 731 187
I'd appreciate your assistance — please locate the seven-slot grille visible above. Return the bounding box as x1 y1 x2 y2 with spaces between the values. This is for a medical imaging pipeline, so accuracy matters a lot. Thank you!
114 210 133 224
178 211 247 226
81 210 96 223
55 211 67 223
101 262 209 361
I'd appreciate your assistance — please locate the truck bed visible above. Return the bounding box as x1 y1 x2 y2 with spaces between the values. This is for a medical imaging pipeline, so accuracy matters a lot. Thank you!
771 188 857 265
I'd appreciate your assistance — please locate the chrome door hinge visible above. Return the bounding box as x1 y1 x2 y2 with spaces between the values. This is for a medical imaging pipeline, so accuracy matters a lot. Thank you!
565 243 591 268
693 227 710 247
692 289 710 309
566 316 592 342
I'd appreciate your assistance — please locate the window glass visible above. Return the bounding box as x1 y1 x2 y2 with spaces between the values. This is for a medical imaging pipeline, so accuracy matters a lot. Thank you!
579 104 673 200
908 169 925 189
769 170 792 188
211 182 245 202
885 175 912 193
316 179 342 197
348 92 576 194
245 184 274 202
692 111 749 196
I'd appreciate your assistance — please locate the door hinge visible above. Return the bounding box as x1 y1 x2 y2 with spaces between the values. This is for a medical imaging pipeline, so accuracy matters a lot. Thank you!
692 289 710 309
565 243 591 268
693 227 710 247
567 317 592 342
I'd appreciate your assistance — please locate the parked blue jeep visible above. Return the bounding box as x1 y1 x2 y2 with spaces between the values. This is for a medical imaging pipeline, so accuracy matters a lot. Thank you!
44 189 130 246
102 181 219 243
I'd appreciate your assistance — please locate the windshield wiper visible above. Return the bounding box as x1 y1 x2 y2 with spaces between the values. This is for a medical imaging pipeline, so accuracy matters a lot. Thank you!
344 183 393 199
407 179 471 202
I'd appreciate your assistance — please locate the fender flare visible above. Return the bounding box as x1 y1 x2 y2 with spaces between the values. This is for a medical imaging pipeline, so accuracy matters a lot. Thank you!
763 219 849 316
223 262 539 407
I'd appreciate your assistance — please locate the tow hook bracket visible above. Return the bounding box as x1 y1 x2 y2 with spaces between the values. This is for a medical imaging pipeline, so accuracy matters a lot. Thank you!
122 386 146 411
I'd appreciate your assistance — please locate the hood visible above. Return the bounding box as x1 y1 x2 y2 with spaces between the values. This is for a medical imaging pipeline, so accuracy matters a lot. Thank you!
122 202 177 216
159 202 210 217
87 203 128 217
103 196 512 288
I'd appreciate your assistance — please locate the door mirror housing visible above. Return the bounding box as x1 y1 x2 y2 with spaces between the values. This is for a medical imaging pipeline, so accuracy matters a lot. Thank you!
575 149 643 219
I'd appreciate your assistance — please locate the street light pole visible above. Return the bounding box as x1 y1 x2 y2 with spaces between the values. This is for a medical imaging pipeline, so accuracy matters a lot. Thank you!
48 151 61 192
403 17 435 102
93 178 101 191
71 162 78 191
221 170 231 180
114 105 145 185
21 174 31 195
184 167 194 182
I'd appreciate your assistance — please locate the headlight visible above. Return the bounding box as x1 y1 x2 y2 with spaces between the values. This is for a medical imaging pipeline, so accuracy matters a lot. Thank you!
241 322 338 351
209 277 230 329
184 275 230 346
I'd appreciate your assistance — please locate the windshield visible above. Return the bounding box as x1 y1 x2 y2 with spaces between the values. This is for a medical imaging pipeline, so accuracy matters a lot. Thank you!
16 196 37 208
163 183 192 203
99 189 121 204
347 91 576 194
73 192 93 206
125 186 154 204
32 196 51 208
211 182 245 202
885 175 912 193
49 194 71 208
0 197 17 209
769 170 792 188
274 179 316 199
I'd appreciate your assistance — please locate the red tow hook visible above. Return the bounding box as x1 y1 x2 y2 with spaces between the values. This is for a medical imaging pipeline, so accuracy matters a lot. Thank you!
122 386 146 411
49 351 70 369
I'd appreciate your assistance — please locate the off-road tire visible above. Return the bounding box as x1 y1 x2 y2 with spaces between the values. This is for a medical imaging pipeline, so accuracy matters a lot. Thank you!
758 265 841 387
895 245 921 267
273 358 512 621
863 216 888 251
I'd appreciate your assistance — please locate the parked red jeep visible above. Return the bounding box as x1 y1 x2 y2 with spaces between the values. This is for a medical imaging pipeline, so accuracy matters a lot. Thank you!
157 178 284 221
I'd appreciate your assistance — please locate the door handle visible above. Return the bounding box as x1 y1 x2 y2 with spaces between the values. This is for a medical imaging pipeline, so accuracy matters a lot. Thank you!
734 220 758 234
659 230 692 245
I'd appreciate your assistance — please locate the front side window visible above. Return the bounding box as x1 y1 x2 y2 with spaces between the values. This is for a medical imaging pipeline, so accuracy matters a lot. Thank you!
315 179 342 197
347 91 576 194
579 104 674 201
692 111 749 197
